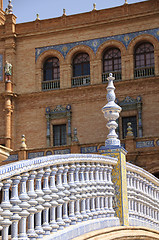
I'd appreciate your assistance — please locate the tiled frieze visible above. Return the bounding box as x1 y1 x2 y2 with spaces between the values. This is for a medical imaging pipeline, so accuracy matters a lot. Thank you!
35 28 159 61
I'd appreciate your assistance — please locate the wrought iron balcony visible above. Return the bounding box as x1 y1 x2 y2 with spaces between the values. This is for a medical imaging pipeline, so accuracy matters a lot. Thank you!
42 79 60 91
71 75 90 87
134 66 155 79
102 71 122 83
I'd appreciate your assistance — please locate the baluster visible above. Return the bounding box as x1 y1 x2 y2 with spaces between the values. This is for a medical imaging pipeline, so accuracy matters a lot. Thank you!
74 163 83 222
68 163 77 225
49 166 59 232
85 163 92 220
103 165 109 216
99 164 106 217
62 164 71 227
19 173 30 240
56 165 65 230
42 167 52 235
35 169 45 238
94 163 101 218
0 183 3 231
27 171 38 239
107 167 115 217
1 179 12 240
79 163 88 221
10 175 21 240
89 163 97 219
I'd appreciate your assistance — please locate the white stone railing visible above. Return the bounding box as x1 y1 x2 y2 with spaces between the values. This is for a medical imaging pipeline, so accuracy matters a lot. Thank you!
0 154 119 240
126 162 159 230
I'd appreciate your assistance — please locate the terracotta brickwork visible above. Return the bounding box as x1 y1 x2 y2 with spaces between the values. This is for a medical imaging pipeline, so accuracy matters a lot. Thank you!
0 0 159 175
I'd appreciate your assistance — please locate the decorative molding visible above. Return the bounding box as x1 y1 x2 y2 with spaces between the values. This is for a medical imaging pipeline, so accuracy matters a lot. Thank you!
117 96 142 138
35 27 159 61
46 105 72 147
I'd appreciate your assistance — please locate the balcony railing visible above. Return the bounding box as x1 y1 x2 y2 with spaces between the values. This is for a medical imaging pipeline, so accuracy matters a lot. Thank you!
102 71 122 83
71 75 90 87
134 66 155 79
42 79 60 91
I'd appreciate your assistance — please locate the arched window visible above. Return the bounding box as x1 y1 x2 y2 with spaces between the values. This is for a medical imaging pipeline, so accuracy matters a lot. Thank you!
134 42 154 78
102 48 121 82
42 57 60 91
72 52 90 87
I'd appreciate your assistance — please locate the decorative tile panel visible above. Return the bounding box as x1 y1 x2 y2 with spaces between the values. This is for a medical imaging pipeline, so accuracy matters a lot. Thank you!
54 149 71 155
136 140 155 148
80 146 97 154
28 151 44 159
35 28 159 61
4 154 18 162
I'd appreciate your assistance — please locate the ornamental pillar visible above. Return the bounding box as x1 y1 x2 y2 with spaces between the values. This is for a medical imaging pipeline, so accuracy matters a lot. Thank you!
99 73 129 226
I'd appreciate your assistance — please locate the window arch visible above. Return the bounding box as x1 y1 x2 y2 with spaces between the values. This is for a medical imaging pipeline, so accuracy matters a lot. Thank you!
134 42 154 78
102 48 121 82
72 52 90 87
42 57 60 91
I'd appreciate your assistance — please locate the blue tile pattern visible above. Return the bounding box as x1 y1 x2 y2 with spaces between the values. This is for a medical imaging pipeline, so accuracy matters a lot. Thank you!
28 151 44 159
35 28 159 61
136 140 155 148
81 146 97 154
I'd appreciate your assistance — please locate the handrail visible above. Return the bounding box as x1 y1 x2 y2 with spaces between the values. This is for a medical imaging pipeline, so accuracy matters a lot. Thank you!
0 154 158 240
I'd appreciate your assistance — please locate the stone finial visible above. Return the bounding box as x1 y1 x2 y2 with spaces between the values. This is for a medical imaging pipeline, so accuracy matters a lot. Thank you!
36 14 40 20
125 0 128 4
8 0 13 14
126 122 134 137
72 128 79 143
21 135 27 149
102 73 122 147
63 8 66 16
93 3 96 10
5 8 9 14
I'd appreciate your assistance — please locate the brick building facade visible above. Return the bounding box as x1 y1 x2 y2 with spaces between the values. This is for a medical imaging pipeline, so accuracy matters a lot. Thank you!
0 0 159 177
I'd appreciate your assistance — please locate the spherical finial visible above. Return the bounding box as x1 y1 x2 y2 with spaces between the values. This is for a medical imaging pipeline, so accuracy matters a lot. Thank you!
126 122 134 137
93 3 96 10
8 0 13 14
21 134 27 149
125 0 128 4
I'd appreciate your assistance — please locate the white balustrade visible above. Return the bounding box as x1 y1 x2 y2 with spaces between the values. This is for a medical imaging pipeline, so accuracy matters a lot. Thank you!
0 154 158 239
127 162 159 230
